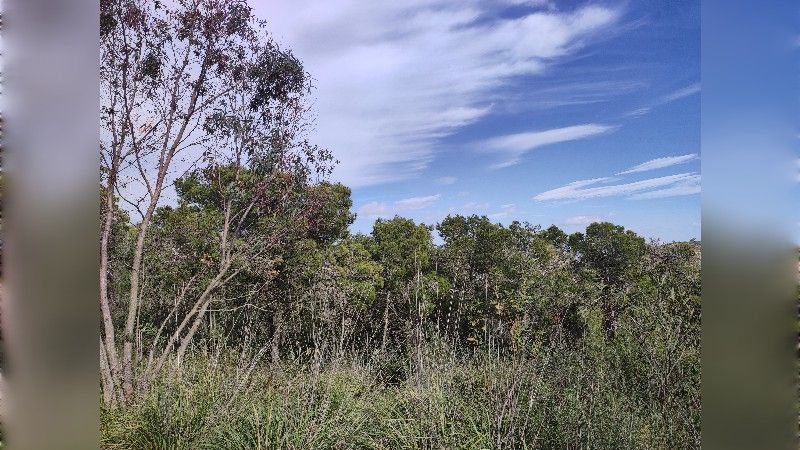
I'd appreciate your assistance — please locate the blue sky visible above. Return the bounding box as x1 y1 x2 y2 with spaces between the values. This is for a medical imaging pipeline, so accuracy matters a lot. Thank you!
260 0 700 242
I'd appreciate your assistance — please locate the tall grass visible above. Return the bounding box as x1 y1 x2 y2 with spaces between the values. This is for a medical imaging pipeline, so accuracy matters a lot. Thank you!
101 339 699 449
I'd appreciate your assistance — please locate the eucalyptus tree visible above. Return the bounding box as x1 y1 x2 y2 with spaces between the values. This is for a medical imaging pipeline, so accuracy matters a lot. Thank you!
370 217 434 353
307 236 384 358
569 222 647 337
436 215 514 346
253 182 354 362
100 0 327 403
541 224 569 251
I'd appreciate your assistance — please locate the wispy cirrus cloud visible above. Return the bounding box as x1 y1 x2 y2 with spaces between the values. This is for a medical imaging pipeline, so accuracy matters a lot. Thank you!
563 215 605 225
661 83 701 103
481 123 614 169
627 176 701 199
503 0 553 6
359 194 442 218
616 153 698 175
796 158 800 182
625 83 700 117
534 173 700 201
263 1 623 186
396 194 442 210
506 79 647 112
489 203 519 220
446 201 490 216
435 176 458 185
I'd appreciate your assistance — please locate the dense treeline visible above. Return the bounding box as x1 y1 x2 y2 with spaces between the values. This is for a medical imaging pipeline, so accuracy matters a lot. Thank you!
107 175 700 374
99 1 700 447
104 174 702 447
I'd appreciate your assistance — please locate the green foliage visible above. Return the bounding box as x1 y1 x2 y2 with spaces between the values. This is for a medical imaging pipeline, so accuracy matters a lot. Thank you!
107 168 700 448
117 193 699 377
328 238 384 309
570 222 647 287
103 343 700 449
541 224 569 250
307 183 356 245
248 43 308 109
371 217 433 287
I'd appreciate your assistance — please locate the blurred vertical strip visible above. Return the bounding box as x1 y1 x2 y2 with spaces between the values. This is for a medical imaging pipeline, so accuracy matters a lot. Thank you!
3 0 99 449
702 1 798 449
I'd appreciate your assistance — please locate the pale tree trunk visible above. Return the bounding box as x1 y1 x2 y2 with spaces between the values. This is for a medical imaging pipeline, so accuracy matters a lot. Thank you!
145 196 252 384
381 293 391 352
173 295 215 369
173 201 235 369
100 79 126 403
121 196 158 400
147 263 231 383
339 303 346 357
414 261 423 375
100 338 117 407
271 307 283 363
100 166 122 405
121 54 211 401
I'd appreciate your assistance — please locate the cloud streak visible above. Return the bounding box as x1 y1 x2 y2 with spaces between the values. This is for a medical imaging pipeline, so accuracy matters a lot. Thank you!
359 194 442 217
661 83 701 103
616 153 698 175
563 215 605 225
435 176 458 185
627 177 701 199
535 173 700 201
482 123 614 169
489 203 519 220
624 83 700 117
262 1 622 186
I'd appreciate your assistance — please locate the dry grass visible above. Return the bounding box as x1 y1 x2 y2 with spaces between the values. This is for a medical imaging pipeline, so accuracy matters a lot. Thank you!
102 341 699 449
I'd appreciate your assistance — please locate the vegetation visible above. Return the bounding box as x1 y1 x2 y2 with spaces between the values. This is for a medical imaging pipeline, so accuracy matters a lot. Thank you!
100 0 701 448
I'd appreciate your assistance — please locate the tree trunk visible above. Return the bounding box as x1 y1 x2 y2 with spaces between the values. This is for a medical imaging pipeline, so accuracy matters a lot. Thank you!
173 295 215 369
121 204 154 400
381 293 391 352
100 338 117 407
339 302 346 357
120 49 211 402
148 265 230 383
271 307 282 363
100 162 121 405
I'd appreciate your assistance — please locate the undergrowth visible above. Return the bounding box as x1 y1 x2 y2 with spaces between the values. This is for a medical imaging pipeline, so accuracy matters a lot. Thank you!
102 343 699 450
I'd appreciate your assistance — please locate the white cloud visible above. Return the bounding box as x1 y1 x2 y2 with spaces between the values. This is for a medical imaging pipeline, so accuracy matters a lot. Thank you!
563 215 604 225
261 1 622 186
489 203 518 220
396 194 442 210
534 173 700 201
628 177 701 199
661 83 701 103
617 153 698 175
536 152 702 202
445 201 490 216
626 107 651 117
796 158 800 182
358 194 441 217
435 176 458 185
482 123 614 168
624 83 700 118
358 201 389 217
502 0 552 6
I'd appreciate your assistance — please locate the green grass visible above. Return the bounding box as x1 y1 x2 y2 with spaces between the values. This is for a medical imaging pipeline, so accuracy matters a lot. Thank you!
101 343 699 450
